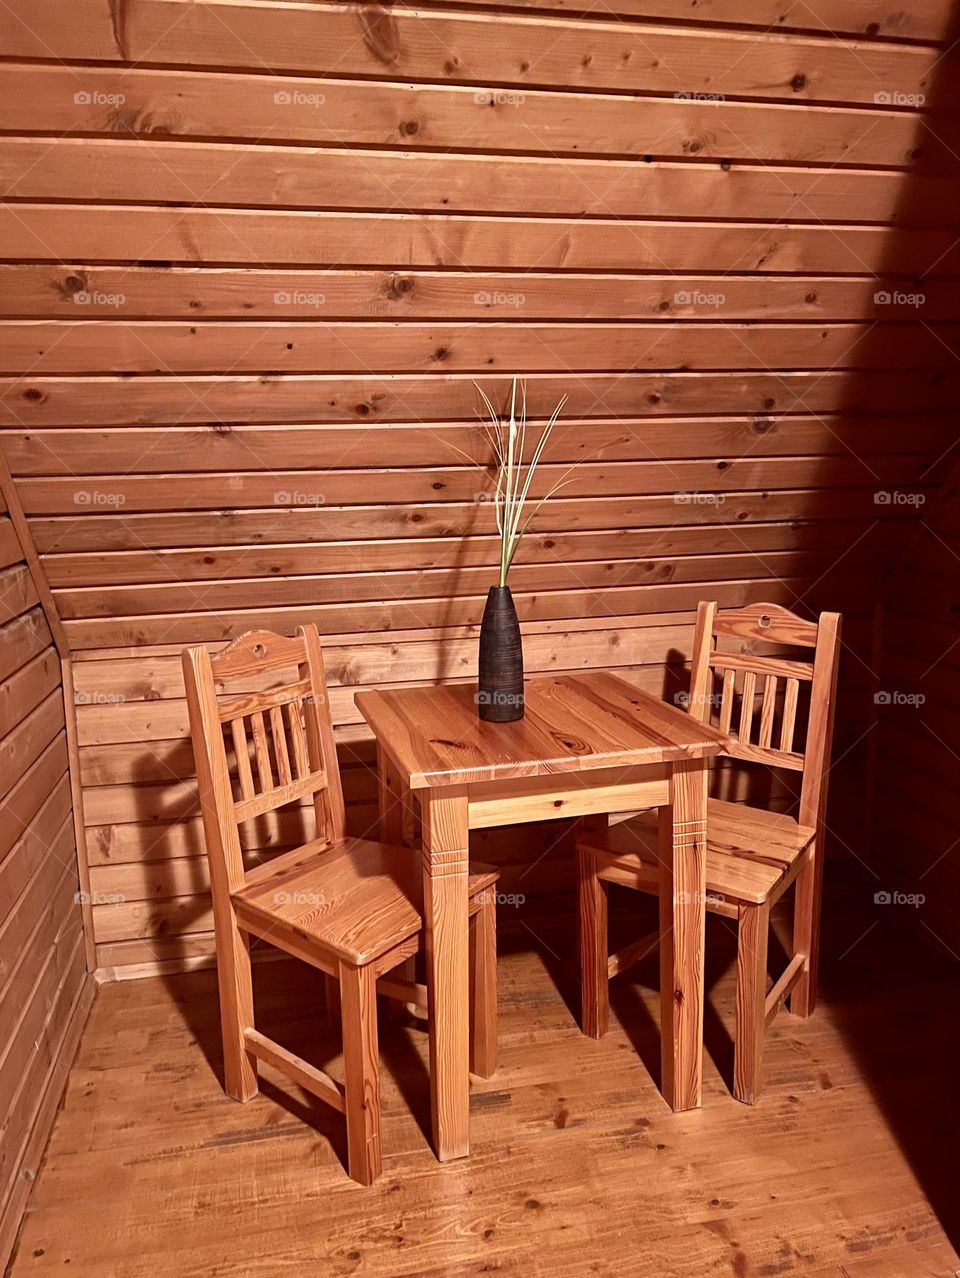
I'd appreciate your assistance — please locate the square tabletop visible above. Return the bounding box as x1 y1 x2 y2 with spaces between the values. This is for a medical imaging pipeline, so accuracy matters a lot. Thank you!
355 670 729 790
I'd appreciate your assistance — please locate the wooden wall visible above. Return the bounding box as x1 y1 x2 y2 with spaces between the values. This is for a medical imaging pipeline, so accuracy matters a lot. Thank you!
873 473 960 943
0 493 91 1268
0 0 958 976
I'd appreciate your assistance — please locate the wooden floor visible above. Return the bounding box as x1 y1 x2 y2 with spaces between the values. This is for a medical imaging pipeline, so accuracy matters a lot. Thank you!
9 891 960 1278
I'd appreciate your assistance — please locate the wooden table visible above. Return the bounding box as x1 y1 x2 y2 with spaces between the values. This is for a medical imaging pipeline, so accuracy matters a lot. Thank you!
356 670 729 1161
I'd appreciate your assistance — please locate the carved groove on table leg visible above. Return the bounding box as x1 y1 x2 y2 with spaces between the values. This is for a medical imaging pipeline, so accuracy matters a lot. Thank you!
658 759 708 1112
420 787 471 1161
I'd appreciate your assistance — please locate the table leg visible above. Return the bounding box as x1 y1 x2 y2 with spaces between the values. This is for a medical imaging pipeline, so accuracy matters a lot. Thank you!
658 758 708 1111
420 787 471 1160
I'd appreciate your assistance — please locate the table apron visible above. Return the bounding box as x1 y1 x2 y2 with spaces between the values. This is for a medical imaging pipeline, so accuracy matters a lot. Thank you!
466 764 669 830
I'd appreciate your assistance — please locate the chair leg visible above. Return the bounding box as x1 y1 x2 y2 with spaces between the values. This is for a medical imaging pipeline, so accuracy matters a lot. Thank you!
578 847 609 1038
339 960 382 1186
216 911 258 1102
386 957 417 1021
734 902 769 1105
469 892 498 1077
324 974 341 1026
790 843 822 1018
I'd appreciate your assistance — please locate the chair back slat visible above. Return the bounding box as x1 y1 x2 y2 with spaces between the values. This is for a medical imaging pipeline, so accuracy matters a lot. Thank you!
685 600 840 796
249 710 274 792
182 626 347 898
718 668 735 735
758 675 777 748
286 699 310 779
230 717 255 800
780 678 800 753
270 705 293 785
738 669 757 744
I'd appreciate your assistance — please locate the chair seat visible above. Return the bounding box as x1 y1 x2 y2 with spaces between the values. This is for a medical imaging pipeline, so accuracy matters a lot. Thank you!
582 799 815 906
233 836 498 966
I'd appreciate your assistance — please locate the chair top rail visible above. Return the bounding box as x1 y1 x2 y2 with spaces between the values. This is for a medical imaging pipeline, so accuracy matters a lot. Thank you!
712 602 820 649
211 629 307 680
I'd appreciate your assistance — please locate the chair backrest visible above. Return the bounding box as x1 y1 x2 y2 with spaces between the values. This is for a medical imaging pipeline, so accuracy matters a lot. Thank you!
182 626 346 894
685 601 841 828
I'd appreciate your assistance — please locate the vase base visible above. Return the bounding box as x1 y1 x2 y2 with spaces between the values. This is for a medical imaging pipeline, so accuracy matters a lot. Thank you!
477 690 524 723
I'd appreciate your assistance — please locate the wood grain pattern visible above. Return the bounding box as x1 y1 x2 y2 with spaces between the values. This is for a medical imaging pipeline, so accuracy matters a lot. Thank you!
0 510 85 1275
357 671 728 789
361 671 728 1141
577 602 842 1106
0 0 948 987
182 623 499 1180
7 933 960 1277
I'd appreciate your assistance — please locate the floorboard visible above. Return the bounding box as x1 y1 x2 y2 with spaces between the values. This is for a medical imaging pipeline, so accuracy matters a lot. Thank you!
8 890 959 1278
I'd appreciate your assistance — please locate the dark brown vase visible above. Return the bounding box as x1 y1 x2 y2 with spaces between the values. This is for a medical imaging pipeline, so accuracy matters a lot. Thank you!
477 585 524 722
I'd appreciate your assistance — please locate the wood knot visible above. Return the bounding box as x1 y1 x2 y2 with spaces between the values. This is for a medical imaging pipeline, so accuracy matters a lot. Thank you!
61 272 88 296
388 274 414 299
790 73 807 91
359 6 400 66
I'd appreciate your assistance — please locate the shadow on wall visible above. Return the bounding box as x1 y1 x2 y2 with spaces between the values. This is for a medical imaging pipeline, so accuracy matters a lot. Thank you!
798 11 960 1252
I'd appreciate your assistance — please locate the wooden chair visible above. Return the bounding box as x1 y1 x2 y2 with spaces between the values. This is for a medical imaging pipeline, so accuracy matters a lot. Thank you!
577 602 841 1103
182 625 498 1184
